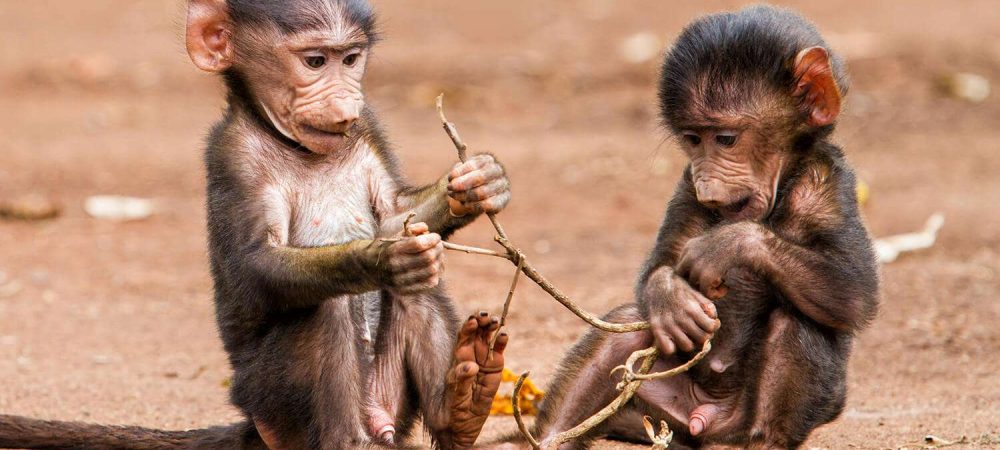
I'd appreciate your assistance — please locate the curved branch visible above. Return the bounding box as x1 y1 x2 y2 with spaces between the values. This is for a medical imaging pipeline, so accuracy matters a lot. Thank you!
511 372 542 450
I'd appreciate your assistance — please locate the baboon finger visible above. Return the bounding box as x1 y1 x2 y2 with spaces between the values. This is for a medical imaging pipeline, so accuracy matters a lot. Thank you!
405 221 429 236
492 332 509 355
668 324 695 353
457 316 480 346
653 328 677 355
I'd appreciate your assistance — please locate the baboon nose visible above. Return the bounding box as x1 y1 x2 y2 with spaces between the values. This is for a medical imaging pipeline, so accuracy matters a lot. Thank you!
694 179 730 209
336 117 355 132
695 190 725 209
326 114 356 134
322 97 360 133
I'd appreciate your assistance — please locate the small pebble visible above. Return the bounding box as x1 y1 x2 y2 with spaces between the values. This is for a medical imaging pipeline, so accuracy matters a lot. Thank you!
84 195 155 221
533 239 552 255
68 54 117 86
939 72 991 103
92 355 116 365
0 280 22 299
620 32 662 64
0 194 61 221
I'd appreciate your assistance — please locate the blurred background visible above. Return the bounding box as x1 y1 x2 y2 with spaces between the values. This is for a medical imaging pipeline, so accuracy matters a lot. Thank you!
0 1 998 447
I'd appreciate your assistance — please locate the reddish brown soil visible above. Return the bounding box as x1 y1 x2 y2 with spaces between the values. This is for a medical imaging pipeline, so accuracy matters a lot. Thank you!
1 1 998 448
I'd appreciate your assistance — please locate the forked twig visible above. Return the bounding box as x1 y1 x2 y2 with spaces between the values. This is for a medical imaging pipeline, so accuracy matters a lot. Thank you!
433 96 708 449
436 94 649 334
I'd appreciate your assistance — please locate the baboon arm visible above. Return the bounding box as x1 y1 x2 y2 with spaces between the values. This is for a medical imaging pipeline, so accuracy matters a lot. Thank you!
246 240 386 309
379 176 474 239
752 230 878 331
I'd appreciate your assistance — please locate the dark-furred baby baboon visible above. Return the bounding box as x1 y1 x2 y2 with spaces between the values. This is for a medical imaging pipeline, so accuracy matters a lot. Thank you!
490 6 878 450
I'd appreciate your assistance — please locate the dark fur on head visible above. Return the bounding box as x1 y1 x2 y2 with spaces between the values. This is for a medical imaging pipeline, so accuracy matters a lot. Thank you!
658 5 848 137
227 0 378 41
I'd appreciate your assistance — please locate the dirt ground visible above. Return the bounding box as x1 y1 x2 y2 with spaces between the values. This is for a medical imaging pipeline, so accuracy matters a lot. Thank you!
1 1 998 448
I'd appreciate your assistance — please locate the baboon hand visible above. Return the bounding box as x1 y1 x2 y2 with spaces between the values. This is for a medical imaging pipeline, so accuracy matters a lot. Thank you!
380 222 444 294
447 153 511 216
677 222 765 300
643 267 720 355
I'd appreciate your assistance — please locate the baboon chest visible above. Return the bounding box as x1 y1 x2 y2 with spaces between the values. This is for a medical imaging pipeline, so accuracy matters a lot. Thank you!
286 169 379 248
264 149 394 346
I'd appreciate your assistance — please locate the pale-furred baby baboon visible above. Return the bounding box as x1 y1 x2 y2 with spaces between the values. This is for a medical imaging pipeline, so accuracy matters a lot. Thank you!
0 1 512 449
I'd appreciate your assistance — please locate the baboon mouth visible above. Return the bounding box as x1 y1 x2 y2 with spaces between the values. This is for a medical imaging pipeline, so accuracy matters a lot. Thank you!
302 124 348 137
295 125 351 153
721 197 752 217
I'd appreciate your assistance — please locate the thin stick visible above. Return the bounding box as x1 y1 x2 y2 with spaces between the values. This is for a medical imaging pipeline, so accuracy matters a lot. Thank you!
498 254 525 328
494 237 650 333
488 254 524 360
440 235 649 332
442 241 507 258
379 237 507 259
436 94 509 241
512 372 542 450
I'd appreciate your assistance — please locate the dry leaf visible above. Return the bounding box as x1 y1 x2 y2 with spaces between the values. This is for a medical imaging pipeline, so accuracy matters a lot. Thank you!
491 368 545 416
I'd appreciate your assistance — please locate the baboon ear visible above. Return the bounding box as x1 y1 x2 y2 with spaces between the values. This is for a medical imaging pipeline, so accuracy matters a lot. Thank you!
792 46 841 127
186 0 233 72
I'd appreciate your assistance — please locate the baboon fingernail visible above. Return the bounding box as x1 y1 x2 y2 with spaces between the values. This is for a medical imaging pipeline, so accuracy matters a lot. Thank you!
479 311 488 317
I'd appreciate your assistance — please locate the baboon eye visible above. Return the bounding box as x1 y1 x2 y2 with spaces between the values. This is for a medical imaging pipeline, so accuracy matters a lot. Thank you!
342 53 360 67
715 134 738 147
304 55 326 69
682 132 701 146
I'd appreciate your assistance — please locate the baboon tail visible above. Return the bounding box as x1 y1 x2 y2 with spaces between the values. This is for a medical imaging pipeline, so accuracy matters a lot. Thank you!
0 414 265 449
